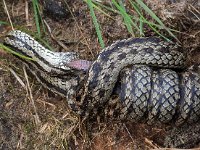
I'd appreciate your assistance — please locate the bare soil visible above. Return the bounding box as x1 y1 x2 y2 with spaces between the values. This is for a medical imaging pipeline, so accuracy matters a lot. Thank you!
0 0 199 149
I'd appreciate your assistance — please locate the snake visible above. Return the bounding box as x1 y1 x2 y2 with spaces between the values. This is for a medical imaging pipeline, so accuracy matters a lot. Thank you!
4 30 200 125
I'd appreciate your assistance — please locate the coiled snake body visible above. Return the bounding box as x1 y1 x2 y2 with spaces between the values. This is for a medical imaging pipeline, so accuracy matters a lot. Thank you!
4 30 200 125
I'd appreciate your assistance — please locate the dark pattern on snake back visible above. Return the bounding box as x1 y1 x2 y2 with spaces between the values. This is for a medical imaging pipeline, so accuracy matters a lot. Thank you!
4 30 200 125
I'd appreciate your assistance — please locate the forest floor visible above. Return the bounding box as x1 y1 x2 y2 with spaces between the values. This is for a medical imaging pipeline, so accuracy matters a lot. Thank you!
0 0 199 149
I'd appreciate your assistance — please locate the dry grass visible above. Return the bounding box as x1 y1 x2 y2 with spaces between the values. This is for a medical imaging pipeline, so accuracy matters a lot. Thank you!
0 0 199 149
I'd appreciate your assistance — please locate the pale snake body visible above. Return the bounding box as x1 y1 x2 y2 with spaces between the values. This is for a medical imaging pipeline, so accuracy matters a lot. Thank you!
4 30 200 125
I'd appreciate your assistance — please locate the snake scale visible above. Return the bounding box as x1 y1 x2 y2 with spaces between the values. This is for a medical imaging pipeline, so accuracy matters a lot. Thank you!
4 30 200 125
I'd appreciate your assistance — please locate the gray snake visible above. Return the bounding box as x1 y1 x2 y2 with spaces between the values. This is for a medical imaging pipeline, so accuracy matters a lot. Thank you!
4 30 200 125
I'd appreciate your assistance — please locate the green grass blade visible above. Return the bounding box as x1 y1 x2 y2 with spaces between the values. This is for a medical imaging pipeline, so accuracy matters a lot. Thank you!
35 1 46 33
129 0 172 41
135 0 166 27
0 44 34 61
0 21 8 25
129 1 144 35
93 1 116 13
139 16 144 35
32 0 41 36
89 1 114 18
135 0 178 41
129 14 180 34
86 0 105 48
112 0 138 35
148 23 172 42
119 0 134 34
93 1 138 31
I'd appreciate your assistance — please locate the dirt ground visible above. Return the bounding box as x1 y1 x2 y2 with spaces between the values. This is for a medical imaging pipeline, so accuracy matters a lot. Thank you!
0 0 199 149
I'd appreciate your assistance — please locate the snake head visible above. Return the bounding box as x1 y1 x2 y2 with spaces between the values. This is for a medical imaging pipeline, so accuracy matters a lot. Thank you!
4 30 92 73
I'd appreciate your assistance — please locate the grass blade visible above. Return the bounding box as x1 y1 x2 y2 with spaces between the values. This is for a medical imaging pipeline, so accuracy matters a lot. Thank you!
32 0 42 36
135 0 178 41
139 16 144 35
112 0 139 35
0 21 8 25
86 0 105 48
90 1 114 18
0 43 34 61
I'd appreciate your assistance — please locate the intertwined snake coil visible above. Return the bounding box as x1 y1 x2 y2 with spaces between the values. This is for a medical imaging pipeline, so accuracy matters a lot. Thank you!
4 30 200 125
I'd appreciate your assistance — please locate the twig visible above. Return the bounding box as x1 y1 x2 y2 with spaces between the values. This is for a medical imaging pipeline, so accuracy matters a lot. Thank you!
145 137 159 149
25 0 30 26
3 0 14 30
189 4 200 20
43 19 70 52
36 98 56 110
9 68 26 88
188 7 199 20
23 65 41 125
123 123 135 142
